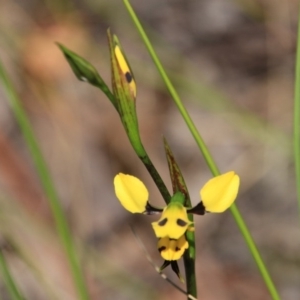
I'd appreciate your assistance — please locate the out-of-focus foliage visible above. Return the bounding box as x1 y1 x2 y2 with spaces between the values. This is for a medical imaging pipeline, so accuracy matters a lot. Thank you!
0 0 299 299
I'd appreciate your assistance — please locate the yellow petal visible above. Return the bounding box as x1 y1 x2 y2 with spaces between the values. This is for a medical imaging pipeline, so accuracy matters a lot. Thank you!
114 45 136 98
200 171 240 213
152 202 193 239
114 173 148 213
158 235 188 261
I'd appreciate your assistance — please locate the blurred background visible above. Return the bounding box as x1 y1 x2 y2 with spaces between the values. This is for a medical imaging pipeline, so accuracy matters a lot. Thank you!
0 0 299 299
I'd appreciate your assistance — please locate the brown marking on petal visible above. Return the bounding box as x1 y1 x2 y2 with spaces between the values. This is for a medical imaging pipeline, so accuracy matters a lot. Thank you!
158 246 166 252
176 219 187 227
158 218 168 226
125 71 132 83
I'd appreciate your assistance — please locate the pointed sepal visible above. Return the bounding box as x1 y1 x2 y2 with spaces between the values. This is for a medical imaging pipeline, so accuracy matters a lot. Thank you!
163 138 191 207
159 260 184 283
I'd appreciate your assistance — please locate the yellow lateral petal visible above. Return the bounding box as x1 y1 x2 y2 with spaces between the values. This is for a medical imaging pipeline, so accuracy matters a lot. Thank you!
114 173 148 213
200 171 240 212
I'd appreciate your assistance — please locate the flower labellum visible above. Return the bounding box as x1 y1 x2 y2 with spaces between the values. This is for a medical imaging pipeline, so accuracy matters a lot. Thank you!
114 173 149 213
152 201 193 239
200 171 240 213
158 235 189 261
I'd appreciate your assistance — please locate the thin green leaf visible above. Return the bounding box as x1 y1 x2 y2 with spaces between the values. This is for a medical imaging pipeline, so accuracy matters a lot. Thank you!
0 250 25 300
294 7 300 222
0 59 90 300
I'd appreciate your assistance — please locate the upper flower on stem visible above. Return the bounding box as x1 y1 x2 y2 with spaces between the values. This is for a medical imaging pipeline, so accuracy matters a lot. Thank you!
107 30 146 157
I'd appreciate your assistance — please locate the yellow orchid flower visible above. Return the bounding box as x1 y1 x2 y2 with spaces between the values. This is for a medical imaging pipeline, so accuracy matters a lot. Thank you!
200 171 240 213
114 171 240 269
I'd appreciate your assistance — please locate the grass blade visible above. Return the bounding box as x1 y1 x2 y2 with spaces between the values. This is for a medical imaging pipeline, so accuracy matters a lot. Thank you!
294 7 300 222
0 59 90 300
0 250 25 300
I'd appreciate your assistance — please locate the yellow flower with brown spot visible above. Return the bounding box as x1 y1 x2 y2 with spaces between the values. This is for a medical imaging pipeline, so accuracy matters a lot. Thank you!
113 171 240 279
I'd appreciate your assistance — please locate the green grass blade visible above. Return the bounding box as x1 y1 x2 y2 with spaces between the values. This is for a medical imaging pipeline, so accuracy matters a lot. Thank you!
0 250 25 300
294 8 300 222
0 59 90 300
229 205 280 299
123 1 280 299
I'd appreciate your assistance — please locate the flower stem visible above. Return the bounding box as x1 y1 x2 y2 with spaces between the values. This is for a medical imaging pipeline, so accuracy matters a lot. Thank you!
139 151 171 203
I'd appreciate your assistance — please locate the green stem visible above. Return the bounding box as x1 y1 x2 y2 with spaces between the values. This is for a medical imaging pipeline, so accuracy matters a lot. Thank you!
0 60 90 300
0 250 25 300
139 152 171 203
294 5 300 223
123 1 280 299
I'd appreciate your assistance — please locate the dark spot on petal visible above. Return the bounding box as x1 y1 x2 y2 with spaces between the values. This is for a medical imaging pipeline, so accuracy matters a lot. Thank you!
175 247 180 251
158 218 168 226
169 238 177 241
158 246 166 252
177 219 187 227
125 72 132 83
